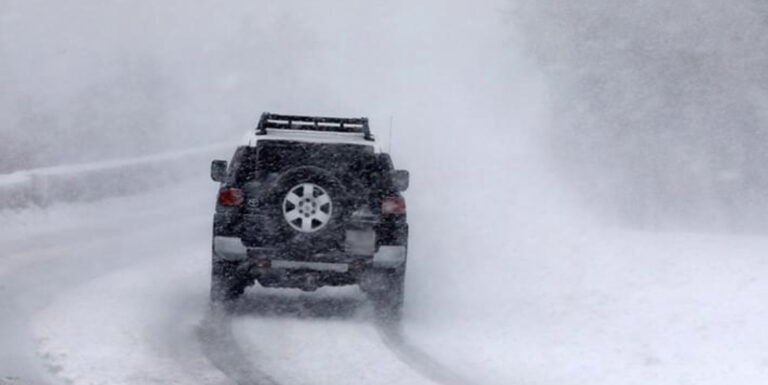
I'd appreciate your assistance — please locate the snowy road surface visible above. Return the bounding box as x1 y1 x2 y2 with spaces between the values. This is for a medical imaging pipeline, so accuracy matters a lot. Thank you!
4 0 768 383
3 180 768 385
0 181 463 385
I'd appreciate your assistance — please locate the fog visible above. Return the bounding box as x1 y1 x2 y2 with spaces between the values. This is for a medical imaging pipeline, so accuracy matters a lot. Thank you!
1 1 543 170
1 0 577 247
4 1 767 232
3 1 768 384
513 0 768 232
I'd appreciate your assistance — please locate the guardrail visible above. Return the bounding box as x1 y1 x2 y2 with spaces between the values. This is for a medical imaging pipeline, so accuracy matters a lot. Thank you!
0 143 235 210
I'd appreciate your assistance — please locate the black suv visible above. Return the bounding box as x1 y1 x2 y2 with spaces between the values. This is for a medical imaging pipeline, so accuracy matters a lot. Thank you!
210 113 409 316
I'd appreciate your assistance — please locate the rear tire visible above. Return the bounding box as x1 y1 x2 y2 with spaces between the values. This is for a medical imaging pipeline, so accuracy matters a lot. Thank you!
210 260 249 303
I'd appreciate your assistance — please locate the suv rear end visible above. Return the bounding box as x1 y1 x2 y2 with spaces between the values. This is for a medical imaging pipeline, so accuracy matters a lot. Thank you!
209 113 409 317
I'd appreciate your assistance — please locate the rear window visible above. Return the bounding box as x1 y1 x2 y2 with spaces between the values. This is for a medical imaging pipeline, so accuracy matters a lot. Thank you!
255 141 375 173
229 141 386 185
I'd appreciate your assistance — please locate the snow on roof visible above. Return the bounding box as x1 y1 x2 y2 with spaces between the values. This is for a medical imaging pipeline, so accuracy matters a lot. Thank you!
241 128 382 152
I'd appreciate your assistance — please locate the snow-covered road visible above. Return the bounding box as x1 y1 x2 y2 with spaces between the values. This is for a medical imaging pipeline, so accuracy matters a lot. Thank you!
3 176 768 385
0 181 468 385
4 0 768 383
1 182 222 385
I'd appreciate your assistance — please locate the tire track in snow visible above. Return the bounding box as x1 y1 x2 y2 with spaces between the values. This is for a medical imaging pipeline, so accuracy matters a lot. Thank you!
29 220 230 385
375 320 479 385
2 216 210 384
198 307 281 385
199 291 480 385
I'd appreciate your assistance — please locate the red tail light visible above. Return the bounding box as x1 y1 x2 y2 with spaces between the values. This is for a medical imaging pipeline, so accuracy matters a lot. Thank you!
218 188 244 206
381 197 406 215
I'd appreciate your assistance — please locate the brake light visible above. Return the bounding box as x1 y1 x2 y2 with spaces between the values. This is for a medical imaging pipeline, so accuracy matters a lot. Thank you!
381 197 406 215
218 188 244 206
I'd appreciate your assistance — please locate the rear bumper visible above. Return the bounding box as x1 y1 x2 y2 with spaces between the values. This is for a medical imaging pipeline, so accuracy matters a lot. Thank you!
212 236 406 268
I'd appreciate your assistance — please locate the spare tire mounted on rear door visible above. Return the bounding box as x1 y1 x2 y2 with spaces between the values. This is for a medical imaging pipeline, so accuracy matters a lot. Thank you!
264 166 348 252
282 181 333 233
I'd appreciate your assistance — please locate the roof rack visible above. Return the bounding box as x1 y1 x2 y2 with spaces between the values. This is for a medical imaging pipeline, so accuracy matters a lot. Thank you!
255 112 374 141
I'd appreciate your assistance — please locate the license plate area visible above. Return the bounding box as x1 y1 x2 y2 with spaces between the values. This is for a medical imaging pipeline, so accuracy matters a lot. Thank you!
344 229 376 255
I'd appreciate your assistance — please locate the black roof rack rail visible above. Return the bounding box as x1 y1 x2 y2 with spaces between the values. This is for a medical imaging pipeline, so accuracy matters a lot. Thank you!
255 112 374 141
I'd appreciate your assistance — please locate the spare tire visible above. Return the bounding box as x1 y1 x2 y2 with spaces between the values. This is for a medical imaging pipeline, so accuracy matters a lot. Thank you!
260 166 349 253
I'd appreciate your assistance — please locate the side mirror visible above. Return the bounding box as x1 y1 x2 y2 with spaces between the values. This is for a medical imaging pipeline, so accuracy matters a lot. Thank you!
391 170 409 192
211 160 228 182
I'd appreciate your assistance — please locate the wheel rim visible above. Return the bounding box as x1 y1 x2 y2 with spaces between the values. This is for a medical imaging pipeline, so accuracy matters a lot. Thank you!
282 183 333 233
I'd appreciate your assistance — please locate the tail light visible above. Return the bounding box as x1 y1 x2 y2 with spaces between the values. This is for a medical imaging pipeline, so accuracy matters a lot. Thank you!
218 188 244 206
381 197 406 215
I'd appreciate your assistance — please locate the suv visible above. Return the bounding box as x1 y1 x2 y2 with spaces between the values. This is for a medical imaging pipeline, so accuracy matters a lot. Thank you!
209 113 409 316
